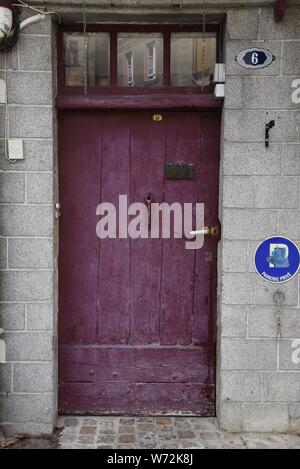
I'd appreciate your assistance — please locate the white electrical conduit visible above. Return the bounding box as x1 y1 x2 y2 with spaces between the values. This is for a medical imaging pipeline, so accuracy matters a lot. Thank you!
19 12 45 30
12 0 61 24
1 2 59 165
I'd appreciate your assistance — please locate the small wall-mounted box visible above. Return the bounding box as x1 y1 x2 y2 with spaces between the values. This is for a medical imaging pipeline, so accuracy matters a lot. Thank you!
0 341 6 363
8 138 24 160
0 79 6 104
0 328 5 364
214 83 225 99
214 64 225 84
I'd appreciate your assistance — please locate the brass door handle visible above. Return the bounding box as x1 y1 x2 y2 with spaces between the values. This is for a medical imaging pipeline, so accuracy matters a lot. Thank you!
190 226 219 237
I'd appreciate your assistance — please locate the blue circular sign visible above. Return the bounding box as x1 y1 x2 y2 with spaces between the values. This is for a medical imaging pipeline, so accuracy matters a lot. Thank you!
254 236 300 284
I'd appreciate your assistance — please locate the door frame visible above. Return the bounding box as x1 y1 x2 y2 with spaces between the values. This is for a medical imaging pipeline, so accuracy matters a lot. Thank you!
56 22 223 416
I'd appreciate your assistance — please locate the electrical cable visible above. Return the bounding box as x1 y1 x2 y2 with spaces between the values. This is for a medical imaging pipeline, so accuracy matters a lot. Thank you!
0 1 60 161
3 50 16 163
4 51 8 161
12 1 61 23
0 1 61 52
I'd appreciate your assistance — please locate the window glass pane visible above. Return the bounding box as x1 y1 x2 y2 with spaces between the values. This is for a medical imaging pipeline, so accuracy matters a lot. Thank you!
117 33 163 87
64 33 110 86
171 33 217 87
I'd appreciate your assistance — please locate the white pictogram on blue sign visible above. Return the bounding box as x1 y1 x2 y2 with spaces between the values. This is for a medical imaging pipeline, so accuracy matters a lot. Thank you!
254 237 300 284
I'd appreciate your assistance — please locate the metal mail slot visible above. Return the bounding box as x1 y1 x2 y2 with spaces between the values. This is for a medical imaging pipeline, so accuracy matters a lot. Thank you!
165 163 195 180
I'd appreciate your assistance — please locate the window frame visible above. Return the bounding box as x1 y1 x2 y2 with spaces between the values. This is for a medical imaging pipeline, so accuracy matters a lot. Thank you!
145 41 156 82
125 51 134 86
57 24 222 96
69 40 80 67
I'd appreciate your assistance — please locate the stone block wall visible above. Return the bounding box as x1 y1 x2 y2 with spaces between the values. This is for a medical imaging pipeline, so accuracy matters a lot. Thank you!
0 1 299 435
219 5 300 433
0 14 56 435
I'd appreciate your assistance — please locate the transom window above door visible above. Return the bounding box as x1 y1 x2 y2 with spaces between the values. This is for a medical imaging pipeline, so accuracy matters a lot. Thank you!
117 33 164 87
59 25 221 94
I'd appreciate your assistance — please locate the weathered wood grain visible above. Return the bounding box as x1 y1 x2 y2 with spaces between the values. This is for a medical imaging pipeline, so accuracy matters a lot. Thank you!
58 110 220 415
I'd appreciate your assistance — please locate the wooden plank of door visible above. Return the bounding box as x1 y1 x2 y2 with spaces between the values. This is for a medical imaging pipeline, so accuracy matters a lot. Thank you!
96 112 131 344
129 111 167 345
59 381 214 415
159 112 201 346
59 345 211 383
58 110 102 344
192 113 220 349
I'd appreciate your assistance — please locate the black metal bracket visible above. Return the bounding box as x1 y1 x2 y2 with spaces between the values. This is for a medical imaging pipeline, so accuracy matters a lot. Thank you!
265 120 275 148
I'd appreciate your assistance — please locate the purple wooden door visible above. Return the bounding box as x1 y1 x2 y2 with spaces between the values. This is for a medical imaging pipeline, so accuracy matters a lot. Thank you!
58 110 220 415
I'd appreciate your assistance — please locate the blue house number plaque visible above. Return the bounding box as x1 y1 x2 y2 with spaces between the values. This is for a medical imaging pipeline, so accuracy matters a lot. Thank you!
236 48 275 69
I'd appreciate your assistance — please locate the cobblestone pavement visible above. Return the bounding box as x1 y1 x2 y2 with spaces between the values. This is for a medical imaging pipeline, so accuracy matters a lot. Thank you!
57 416 300 449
